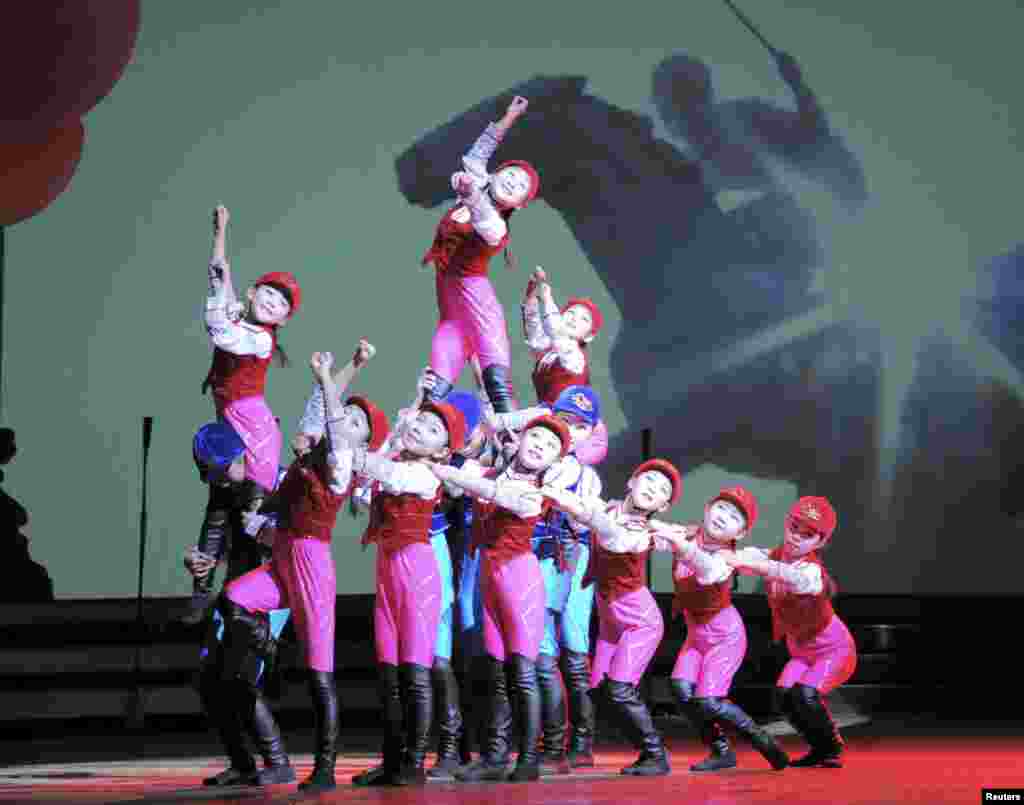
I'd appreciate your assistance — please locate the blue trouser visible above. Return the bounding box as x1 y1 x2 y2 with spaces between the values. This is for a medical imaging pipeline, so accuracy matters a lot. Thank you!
535 537 594 657
456 543 485 660
431 532 456 661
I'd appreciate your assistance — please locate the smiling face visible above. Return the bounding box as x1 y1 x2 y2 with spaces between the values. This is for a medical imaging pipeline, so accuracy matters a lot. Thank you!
402 409 450 458
247 284 292 325
517 425 563 471
555 412 594 452
490 165 534 209
783 515 825 558
562 304 595 341
627 470 674 514
704 499 748 543
336 403 371 447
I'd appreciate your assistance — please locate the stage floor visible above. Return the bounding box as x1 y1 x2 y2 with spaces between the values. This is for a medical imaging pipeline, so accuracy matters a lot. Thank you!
1 723 1019 805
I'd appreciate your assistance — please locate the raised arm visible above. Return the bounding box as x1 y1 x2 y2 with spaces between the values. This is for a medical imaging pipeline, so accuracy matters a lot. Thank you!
297 340 376 438
309 352 356 493
522 267 551 353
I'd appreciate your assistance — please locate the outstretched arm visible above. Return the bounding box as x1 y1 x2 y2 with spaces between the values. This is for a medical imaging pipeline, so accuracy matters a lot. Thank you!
297 340 376 438
430 462 543 517
723 548 823 594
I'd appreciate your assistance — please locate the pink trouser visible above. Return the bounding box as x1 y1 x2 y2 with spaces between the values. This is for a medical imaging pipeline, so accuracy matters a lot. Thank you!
431 272 511 383
375 541 442 668
670 605 747 697
481 550 545 662
226 535 336 672
777 614 857 694
591 587 664 688
575 420 609 466
218 395 282 493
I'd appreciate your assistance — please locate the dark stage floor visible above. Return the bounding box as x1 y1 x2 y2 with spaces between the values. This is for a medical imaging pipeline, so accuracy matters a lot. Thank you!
1 716 1020 804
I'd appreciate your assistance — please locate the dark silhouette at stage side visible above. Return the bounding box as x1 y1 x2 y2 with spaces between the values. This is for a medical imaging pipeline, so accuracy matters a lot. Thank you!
0 427 55 603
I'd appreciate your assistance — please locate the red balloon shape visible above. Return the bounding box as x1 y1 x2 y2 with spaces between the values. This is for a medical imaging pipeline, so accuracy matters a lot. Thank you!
0 1 141 139
0 121 86 227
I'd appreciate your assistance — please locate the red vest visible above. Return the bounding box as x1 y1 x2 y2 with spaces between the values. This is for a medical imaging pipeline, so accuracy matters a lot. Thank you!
766 547 836 643
472 472 549 564
421 204 509 278
532 349 590 405
362 465 442 554
276 460 348 542
204 324 277 409
671 530 733 622
582 505 651 599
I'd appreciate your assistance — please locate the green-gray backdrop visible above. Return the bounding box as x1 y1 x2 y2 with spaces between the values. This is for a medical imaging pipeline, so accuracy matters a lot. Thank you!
4 0 1022 597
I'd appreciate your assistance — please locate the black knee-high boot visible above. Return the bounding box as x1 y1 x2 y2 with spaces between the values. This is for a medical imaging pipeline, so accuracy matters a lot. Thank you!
507 654 542 782
299 671 340 792
198 657 256 786
458 652 488 763
562 651 595 768
353 663 404 786
670 679 734 771
396 663 433 786
788 685 844 768
428 657 464 778
218 597 294 785
607 680 670 776
455 655 512 782
694 697 789 771
481 365 516 413
536 653 569 774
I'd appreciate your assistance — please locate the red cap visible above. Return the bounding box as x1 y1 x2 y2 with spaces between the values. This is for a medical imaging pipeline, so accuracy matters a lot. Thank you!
523 414 572 458
345 396 391 452
709 485 759 531
787 496 837 541
254 271 302 316
494 160 540 207
632 459 682 505
561 297 604 338
420 400 466 453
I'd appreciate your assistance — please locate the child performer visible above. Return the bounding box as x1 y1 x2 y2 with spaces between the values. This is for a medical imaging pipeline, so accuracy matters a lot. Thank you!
429 415 572 782
531 386 604 773
348 394 467 786
724 496 855 768
195 204 301 618
420 96 539 413
669 487 789 772
225 344 387 793
426 390 485 779
521 267 609 465
543 460 690 777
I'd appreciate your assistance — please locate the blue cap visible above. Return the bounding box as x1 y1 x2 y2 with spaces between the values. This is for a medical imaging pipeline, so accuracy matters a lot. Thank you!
193 422 246 469
445 391 482 435
552 385 601 427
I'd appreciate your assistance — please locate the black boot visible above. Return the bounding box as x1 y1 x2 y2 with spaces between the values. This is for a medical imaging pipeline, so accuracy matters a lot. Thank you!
481 364 516 414
428 657 463 778
788 685 844 768
455 655 512 782
353 663 405 786
395 663 432 786
536 653 569 775
506 654 542 782
237 683 295 785
198 660 256 786
608 680 670 776
670 678 732 771
695 697 789 771
298 671 339 793
562 651 595 768
219 598 294 785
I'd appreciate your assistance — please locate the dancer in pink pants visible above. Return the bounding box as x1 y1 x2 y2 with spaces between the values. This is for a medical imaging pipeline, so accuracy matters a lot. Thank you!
521 266 609 466
421 95 539 415
429 415 571 783
226 345 388 793
192 204 302 621
726 496 856 768
544 459 692 777
670 487 788 772
347 395 467 787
